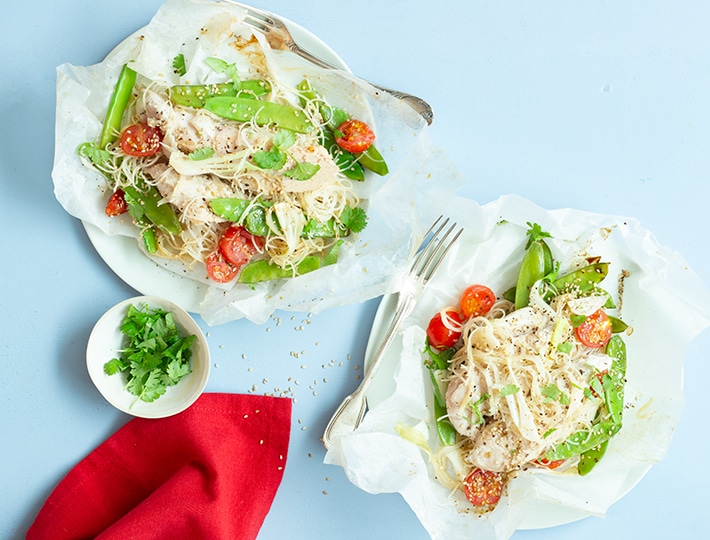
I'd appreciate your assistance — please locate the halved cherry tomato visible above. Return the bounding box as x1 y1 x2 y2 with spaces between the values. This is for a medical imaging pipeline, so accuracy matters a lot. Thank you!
105 189 128 216
120 122 163 157
462 468 504 507
575 309 612 348
426 310 463 350
335 119 375 153
218 226 264 267
533 458 565 469
205 251 239 283
460 284 496 319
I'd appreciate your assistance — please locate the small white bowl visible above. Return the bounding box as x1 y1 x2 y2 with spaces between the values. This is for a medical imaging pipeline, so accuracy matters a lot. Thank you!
86 296 210 418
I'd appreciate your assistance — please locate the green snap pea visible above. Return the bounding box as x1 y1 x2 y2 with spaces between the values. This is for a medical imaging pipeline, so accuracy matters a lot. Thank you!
578 439 609 476
545 420 621 461
551 262 609 295
204 96 314 133
99 64 136 149
302 217 348 239
318 128 366 181
141 227 158 254
169 80 271 108
433 395 458 446
123 180 181 235
515 240 547 309
297 79 388 176
608 314 629 334
238 256 321 284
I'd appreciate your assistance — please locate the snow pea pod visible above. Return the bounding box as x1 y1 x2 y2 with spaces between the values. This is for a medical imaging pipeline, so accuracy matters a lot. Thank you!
297 79 388 176
123 180 182 236
515 240 547 309
204 96 314 133
238 256 321 284
99 64 136 149
578 439 609 476
209 197 270 237
169 80 271 108
551 262 609 295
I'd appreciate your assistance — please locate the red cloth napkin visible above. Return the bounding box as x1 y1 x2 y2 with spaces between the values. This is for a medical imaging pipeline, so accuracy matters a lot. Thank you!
27 393 292 540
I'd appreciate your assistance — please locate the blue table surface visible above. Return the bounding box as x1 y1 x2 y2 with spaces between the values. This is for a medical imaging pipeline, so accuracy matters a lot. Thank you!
2 1 709 538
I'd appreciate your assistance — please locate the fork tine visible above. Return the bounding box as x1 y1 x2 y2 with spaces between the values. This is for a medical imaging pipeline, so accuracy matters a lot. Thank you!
410 216 447 270
421 225 462 283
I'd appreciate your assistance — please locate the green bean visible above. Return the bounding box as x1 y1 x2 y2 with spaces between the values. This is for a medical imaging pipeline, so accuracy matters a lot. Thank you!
204 96 314 133
99 64 136 149
169 80 271 108
515 240 547 309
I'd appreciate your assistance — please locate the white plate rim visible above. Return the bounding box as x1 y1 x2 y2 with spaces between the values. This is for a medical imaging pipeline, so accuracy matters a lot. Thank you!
82 7 351 314
364 293 653 530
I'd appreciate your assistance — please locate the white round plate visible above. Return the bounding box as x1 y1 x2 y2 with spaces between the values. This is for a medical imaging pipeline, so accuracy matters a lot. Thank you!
83 10 350 313
364 297 651 530
86 295 210 418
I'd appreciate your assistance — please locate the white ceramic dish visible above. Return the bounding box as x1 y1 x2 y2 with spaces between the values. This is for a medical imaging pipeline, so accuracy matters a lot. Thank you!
82 12 350 314
86 295 210 418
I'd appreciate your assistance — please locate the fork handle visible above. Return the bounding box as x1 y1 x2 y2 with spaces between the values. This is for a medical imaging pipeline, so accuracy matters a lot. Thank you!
287 42 434 125
322 292 416 448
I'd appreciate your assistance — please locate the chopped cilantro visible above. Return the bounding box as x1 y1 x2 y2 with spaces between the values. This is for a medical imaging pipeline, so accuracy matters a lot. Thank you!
172 53 187 76
104 304 195 405
557 341 573 354
541 383 570 405
284 161 320 180
500 384 520 397
253 146 288 170
188 147 215 161
467 393 490 425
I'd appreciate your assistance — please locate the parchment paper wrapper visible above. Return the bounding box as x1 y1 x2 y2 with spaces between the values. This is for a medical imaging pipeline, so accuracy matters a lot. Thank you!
52 0 463 324
325 194 710 539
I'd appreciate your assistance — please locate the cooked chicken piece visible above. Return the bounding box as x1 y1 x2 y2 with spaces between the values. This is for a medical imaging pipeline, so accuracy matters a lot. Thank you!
144 163 236 224
446 366 489 439
465 419 543 473
140 90 249 156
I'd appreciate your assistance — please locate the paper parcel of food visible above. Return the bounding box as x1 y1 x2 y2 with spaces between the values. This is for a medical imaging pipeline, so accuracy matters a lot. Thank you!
53 0 463 324
325 194 710 540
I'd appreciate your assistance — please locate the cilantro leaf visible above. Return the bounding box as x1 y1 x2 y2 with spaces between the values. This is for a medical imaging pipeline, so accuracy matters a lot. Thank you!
103 358 125 375
284 161 320 180
205 57 240 90
525 222 553 248
340 205 367 233
172 53 187 76
272 128 297 149
253 147 288 170
500 384 520 397
188 147 215 161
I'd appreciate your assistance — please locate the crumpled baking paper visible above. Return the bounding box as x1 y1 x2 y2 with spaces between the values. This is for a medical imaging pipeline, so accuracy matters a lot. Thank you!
325 193 710 539
52 0 464 324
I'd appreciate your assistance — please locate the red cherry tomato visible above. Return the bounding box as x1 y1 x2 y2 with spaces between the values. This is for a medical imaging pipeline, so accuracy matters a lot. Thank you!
105 189 128 216
462 468 504 507
205 251 239 283
335 119 375 153
460 284 496 319
218 226 264 267
575 309 612 348
120 122 163 157
533 458 565 469
426 310 463 350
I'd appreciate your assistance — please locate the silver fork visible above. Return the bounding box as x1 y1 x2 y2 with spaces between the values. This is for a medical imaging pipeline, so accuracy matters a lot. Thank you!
233 1 434 125
322 216 462 449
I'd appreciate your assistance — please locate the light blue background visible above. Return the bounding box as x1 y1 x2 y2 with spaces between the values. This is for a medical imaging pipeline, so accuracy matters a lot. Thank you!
2 1 709 538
